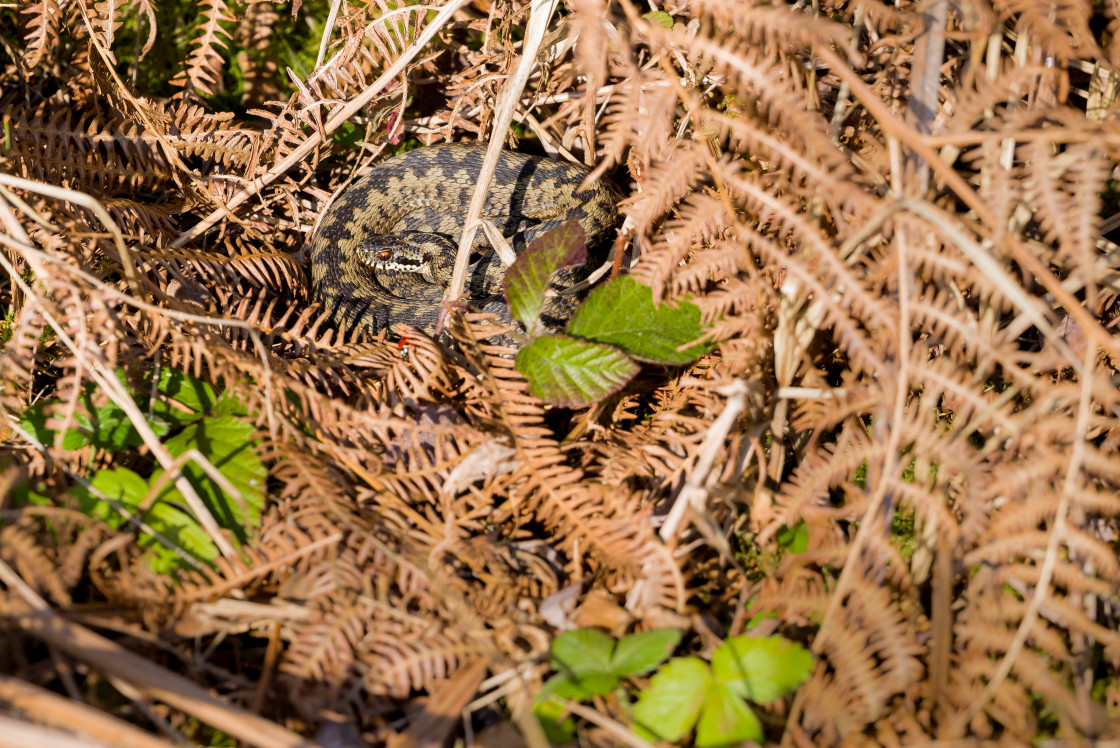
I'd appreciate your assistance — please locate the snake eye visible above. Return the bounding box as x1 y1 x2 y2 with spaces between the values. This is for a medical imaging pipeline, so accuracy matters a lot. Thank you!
378 250 391 260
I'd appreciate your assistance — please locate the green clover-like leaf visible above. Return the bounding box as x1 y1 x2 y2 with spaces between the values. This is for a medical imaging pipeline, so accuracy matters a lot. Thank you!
610 628 682 677
632 656 712 743
711 635 814 704
695 682 764 747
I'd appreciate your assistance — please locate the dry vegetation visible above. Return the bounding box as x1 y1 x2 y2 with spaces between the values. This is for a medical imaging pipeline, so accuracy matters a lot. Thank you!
2 0 1120 744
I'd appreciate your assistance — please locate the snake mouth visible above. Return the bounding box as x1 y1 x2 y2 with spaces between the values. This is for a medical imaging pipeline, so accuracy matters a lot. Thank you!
373 258 428 274
359 246 429 275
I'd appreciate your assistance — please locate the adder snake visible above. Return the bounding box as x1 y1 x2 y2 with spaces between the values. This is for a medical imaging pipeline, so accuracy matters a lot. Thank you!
309 143 618 335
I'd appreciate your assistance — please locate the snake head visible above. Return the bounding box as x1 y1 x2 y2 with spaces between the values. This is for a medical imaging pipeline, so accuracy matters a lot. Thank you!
359 238 425 272
359 233 455 285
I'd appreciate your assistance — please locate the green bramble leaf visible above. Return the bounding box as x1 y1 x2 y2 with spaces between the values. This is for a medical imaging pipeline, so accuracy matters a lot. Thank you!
71 467 220 573
551 627 616 676
694 683 764 747
610 628 682 677
515 335 639 407
72 466 148 528
18 402 54 446
567 277 716 364
70 398 170 451
643 10 674 27
20 390 169 453
503 219 587 334
150 367 217 425
711 634 814 704
632 656 712 743
776 520 809 554
152 415 265 544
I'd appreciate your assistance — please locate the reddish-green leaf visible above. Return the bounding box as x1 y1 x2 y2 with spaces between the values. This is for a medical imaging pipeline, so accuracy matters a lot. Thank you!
504 219 587 334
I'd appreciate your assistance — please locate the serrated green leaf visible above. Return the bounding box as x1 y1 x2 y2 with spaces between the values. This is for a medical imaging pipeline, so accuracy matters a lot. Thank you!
632 657 712 743
20 384 170 453
149 367 217 425
711 635 814 704
142 501 221 574
19 402 54 446
695 683 763 747
504 219 587 334
73 467 148 528
79 401 170 452
213 391 249 417
515 335 639 407
74 399 140 451
60 421 90 451
153 415 265 543
567 277 716 364
610 629 682 677
551 628 615 676
72 467 220 572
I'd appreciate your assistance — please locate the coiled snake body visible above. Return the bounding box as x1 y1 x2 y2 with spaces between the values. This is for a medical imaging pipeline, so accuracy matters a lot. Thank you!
309 143 618 335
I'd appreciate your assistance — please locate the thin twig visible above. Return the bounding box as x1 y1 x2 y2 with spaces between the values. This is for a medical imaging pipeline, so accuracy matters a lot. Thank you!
5 596 315 748
659 379 749 543
436 0 562 335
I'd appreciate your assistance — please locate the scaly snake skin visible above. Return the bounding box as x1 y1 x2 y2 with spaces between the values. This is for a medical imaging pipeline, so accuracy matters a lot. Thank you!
309 143 618 335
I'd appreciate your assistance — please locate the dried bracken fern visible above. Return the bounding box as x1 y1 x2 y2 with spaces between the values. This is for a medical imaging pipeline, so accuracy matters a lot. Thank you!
2 0 1120 744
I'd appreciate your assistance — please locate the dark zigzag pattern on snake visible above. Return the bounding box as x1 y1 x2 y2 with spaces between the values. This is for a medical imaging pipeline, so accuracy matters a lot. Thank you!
309 143 619 336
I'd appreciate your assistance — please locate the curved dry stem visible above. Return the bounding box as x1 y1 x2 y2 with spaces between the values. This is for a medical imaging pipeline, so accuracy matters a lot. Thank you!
437 0 562 335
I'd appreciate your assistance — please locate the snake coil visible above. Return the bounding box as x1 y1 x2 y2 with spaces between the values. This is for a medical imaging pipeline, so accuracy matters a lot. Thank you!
309 143 618 335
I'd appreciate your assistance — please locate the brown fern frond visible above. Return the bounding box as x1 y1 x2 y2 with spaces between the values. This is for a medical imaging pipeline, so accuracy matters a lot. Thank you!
170 0 235 98
0 305 47 416
171 106 260 171
235 0 280 106
595 64 679 168
2 106 174 196
450 318 687 615
800 555 925 732
1024 140 1107 308
0 523 73 606
364 629 484 699
135 238 304 299
993 0 1100 61
622 141 710 238
17 0 63 69
282 602 370 684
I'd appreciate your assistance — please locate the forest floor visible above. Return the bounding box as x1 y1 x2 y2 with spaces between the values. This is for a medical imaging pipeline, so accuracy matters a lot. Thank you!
2 0 1120 746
